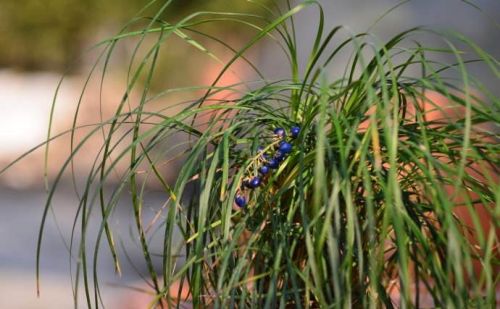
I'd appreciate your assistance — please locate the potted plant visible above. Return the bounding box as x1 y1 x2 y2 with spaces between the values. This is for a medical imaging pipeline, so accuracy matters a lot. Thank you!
8 1 498 308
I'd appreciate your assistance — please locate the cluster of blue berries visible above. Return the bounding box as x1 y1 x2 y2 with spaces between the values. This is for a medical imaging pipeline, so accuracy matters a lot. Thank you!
234 125 301 208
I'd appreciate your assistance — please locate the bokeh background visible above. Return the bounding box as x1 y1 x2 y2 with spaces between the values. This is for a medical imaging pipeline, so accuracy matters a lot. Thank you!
0 0 498 307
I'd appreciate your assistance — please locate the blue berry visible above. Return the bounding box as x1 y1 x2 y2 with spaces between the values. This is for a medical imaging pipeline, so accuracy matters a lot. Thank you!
274 150 285 161
273 127 285 138
234 195 246 207
268 158 280 169
249 176 261 188
259 165 270 175
278 141 292 154
290 126 300 138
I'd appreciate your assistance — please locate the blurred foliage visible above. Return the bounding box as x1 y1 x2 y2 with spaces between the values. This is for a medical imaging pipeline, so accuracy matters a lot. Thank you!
0 0 272 71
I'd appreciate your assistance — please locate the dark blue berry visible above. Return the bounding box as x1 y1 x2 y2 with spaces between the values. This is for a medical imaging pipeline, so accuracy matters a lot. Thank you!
274 150 285 161
274 127 285 138
290 126 300 138
259 165 270 175
249 176 261 188
268 158 280 169
234 195 246 207
278 141 292 154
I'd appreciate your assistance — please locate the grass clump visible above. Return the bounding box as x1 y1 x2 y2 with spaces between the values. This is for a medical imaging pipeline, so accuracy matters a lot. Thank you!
5 0 497 308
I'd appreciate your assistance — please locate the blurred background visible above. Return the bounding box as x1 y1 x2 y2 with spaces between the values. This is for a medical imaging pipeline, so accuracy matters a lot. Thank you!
0 0 498 307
